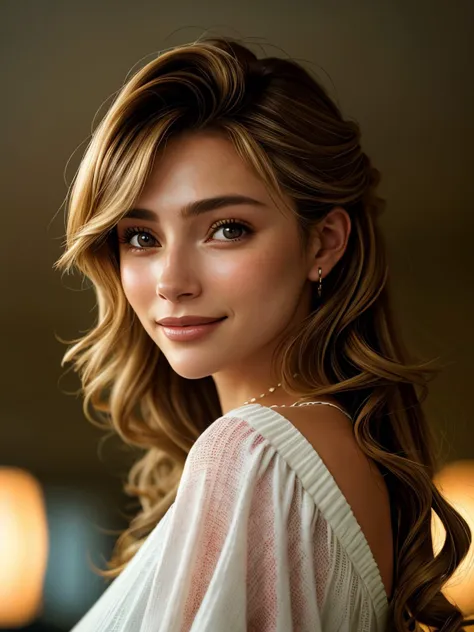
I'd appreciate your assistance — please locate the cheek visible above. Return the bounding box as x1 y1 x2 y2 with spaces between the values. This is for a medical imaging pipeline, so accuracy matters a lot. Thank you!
209 249 282 298
217 247 299 303
120 261 154 311
210 256 253 296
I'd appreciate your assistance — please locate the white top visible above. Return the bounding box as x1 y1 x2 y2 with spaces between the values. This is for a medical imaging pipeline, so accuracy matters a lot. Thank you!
71 403 390 631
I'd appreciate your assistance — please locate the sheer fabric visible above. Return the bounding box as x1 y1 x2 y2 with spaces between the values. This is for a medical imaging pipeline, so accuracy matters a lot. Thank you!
71 403 389 631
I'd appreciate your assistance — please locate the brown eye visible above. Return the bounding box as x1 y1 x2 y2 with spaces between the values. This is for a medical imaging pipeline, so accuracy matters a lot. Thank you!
209 219 253 243
131 232 154 248
118 227 158 251
213 224 245 240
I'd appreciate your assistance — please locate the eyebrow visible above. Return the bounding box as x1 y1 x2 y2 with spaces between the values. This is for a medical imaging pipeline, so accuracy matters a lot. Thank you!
121 194 267 222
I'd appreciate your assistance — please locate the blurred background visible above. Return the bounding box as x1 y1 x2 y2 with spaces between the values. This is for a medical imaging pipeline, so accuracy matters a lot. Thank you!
1 0 473 629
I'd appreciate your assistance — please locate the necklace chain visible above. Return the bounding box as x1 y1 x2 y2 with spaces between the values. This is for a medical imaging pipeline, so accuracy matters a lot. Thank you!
243 373 298 406
243 382 283 406
241 376 353 422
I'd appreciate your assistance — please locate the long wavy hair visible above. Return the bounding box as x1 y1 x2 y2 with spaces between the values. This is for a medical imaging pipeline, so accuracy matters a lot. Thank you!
55 36 473 631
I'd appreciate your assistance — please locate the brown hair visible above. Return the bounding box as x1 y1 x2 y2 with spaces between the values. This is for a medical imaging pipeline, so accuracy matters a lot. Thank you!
55 36 473 630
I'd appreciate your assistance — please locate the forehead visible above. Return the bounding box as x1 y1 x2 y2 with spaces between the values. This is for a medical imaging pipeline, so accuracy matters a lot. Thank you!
135 130 273 208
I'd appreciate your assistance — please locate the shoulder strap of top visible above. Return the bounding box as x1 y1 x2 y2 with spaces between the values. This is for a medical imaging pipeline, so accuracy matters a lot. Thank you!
269 400 353 422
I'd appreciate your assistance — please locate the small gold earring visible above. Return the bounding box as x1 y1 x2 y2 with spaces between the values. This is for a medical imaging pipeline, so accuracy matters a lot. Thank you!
317 266 323 298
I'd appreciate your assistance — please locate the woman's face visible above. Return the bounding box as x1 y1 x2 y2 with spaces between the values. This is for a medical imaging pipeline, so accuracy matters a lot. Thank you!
116 130 320 386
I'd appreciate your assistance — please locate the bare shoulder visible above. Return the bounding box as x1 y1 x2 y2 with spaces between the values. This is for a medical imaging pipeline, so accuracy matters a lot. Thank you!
273 402 394 599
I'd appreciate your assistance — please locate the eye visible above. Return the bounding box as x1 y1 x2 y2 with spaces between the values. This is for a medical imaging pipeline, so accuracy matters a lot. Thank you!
118 226 157 251
208 218 253 243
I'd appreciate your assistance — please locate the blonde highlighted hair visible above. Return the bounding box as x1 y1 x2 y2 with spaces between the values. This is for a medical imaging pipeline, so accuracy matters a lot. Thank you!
55 36 473 631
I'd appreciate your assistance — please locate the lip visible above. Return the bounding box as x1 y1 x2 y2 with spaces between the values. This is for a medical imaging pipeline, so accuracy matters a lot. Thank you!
157 316 226 326
159 317 227 342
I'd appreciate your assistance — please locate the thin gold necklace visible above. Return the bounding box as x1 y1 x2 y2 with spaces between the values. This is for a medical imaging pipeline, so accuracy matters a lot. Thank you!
243 373 298 406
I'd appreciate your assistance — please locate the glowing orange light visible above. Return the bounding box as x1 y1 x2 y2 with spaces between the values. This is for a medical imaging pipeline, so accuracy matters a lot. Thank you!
431 460 474 617
0 467 49 627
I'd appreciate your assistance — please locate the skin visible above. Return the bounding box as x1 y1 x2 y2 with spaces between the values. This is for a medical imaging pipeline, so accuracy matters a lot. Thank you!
117 129 352 414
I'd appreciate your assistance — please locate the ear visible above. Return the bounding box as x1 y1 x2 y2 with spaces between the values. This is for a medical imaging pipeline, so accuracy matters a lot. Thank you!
307 207 352 282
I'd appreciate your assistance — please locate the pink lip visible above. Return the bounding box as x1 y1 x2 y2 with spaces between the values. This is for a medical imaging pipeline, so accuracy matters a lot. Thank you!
159 318 226 341
157 316 225 326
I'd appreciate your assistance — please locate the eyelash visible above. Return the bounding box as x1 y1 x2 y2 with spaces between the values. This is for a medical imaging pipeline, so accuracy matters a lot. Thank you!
117 218 254 253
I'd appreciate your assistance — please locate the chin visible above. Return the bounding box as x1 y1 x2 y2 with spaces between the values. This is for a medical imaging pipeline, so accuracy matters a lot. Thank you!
158 354 216 381
171 367 214 381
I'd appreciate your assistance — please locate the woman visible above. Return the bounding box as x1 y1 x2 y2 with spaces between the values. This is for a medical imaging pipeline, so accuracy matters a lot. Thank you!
55 36 473 631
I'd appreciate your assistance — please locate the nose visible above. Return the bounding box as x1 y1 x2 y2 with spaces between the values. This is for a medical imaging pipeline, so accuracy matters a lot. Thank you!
155 250 201 302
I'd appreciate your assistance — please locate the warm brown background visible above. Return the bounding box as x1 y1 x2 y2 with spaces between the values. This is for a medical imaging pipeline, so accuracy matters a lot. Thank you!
1 0 473 544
